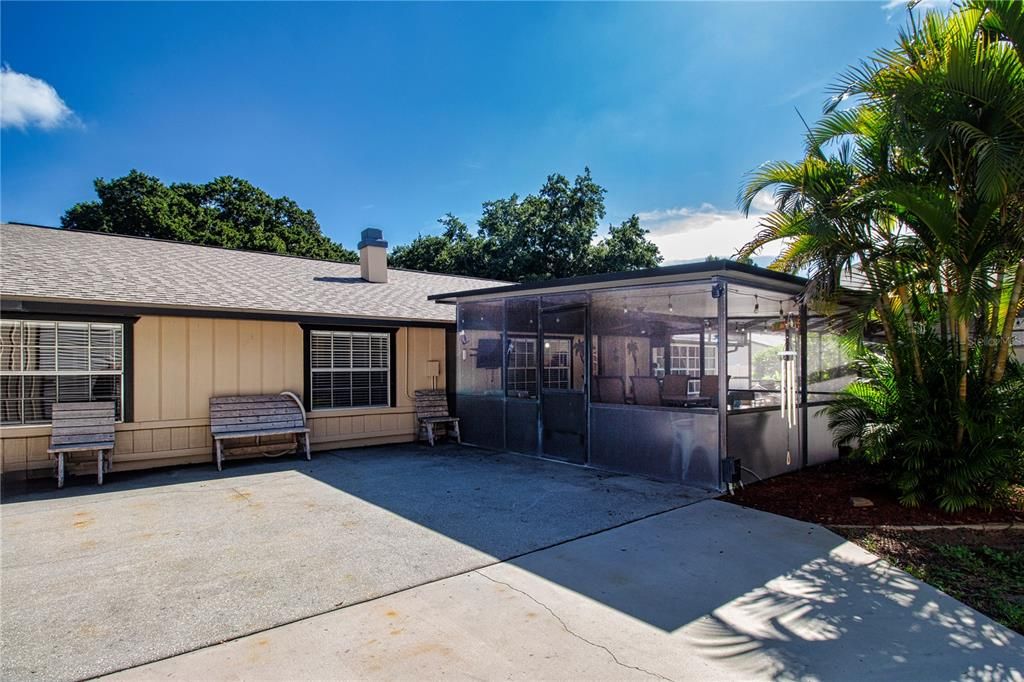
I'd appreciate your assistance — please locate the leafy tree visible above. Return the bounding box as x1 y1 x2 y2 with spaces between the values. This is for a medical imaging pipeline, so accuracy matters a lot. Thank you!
738 1 1024 511
63 170 358 262
389 214 483 274
390 168 662 280
588 215 662 273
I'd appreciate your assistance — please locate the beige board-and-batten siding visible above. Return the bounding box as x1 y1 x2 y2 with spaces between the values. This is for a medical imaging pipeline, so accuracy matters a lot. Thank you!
0 316 447 476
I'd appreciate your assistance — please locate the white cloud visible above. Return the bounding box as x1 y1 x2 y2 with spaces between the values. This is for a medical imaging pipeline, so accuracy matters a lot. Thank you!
638 194 780 265
882 0 953 16
0 66 77 130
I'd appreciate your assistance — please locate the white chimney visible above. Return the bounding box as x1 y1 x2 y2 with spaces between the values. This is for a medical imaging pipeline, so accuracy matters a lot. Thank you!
358 227 388 283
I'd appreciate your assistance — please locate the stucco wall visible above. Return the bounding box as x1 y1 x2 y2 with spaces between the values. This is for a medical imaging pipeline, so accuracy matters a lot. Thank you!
0 316 447 476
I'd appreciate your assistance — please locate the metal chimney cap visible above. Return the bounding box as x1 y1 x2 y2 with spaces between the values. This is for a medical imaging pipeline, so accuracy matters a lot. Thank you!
358 227 388 249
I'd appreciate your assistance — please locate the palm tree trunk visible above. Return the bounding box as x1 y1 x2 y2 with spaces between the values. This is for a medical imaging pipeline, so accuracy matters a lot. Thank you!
956 316 969 449
877 295 903 378
992 260 1024 384
984 265 1005 381
860 259 904 378
897 284 925 384
936 269 948 346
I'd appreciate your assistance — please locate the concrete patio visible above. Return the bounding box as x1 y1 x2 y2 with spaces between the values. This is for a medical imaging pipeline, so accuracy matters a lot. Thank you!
2 444 1020 681
110 501 1024 682
0 444 706 681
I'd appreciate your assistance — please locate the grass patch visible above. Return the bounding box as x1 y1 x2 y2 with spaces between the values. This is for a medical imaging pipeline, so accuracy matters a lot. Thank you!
838 528 1024 634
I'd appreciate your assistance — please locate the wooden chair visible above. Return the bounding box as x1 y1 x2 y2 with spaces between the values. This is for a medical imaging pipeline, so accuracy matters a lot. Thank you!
48 401 116 488
209 392 310 471
596 376 626 404
414 389 461 446
631 376 662 406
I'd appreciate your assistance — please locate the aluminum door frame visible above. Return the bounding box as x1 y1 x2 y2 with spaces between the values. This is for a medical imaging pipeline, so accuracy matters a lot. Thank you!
538 303 589 464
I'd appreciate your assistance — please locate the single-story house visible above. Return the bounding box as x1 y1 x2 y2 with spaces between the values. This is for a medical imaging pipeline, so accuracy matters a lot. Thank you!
2 221 863 491
0 222 504 479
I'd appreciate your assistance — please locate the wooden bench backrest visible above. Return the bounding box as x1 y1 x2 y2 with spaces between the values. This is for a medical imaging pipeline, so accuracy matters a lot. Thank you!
414 389 451 420
50 402 116 449
210 393 306 436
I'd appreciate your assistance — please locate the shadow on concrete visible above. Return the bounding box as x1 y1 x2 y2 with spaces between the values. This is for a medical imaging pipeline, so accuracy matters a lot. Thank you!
2 443 707 562
495 500 1024 679
2 444 1021 681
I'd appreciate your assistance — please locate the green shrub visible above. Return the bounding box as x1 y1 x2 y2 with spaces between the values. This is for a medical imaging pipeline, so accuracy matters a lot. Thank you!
826 338 1024 512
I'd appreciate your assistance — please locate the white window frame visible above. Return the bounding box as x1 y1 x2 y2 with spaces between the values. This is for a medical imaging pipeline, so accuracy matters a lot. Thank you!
669 339 718 395
651 347 666 378
506 336 538 397
0 319 125 425
542 337 572 390
309 330 391 410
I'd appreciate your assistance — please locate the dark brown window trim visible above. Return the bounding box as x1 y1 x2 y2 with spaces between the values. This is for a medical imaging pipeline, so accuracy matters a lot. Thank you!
0 313 137 424
300 324 398 412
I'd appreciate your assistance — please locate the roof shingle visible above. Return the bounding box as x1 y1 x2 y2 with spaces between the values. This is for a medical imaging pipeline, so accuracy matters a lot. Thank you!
0 224 506 323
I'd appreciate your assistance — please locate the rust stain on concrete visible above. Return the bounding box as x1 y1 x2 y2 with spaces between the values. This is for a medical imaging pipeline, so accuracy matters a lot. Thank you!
408 642 454 658
72 512 94 529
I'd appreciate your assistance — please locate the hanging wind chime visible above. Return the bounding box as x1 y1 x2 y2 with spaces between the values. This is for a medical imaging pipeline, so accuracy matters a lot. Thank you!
778 312 797 466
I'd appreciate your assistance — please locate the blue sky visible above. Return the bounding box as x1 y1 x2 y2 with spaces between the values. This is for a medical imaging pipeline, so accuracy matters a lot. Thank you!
2 1 918 262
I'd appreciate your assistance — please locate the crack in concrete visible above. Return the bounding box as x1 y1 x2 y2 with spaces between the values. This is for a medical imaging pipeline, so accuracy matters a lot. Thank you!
475 571 675 682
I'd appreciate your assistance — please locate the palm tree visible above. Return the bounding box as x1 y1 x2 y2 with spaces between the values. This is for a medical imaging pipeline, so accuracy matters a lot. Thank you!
737 1 1024 508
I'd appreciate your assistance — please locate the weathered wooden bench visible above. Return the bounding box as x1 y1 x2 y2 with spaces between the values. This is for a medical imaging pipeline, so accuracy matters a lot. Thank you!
414 389 461 447
48 401 116 489
209 392 311 471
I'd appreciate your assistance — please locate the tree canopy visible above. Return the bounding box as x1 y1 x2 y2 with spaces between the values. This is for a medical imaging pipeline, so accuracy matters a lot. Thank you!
62 170 358 262
63 168 661 281
389 168 662 281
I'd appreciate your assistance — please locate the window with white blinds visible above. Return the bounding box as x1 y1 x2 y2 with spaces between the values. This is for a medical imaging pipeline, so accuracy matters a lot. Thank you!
0 320 124 425
309 331 391 410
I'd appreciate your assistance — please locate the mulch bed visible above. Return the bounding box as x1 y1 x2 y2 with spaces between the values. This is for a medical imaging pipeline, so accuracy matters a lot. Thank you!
724 457 1024 526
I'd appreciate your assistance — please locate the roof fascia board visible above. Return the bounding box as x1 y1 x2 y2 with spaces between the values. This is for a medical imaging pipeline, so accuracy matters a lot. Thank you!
432 266 806 303
1 297 455 329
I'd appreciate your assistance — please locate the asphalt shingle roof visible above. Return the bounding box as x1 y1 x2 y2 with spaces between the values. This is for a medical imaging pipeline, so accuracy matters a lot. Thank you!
0 223 506 323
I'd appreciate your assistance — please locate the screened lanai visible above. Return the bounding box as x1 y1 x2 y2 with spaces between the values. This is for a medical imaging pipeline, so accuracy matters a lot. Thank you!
431 261 855 490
